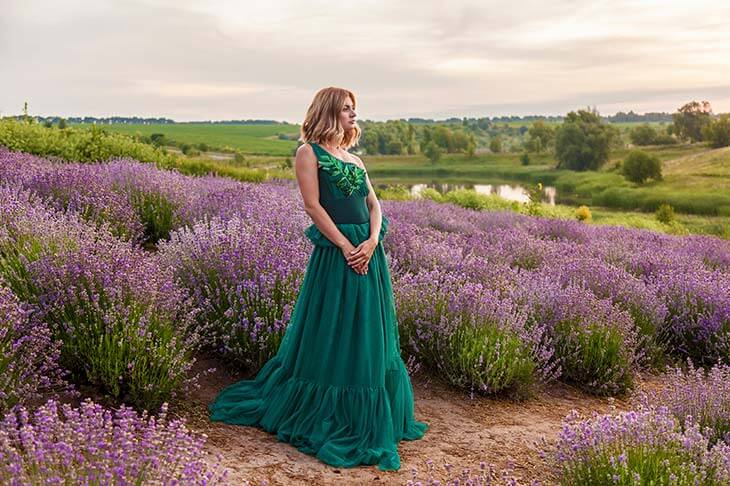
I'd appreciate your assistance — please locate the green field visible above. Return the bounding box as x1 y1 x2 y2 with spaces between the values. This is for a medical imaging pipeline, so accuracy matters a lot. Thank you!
72 122 301 156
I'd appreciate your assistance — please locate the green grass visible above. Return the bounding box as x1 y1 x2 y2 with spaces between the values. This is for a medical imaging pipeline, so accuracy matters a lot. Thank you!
71 122 301 156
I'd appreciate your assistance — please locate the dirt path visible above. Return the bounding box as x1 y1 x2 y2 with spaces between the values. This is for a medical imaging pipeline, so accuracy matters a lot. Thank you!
181 358 671 485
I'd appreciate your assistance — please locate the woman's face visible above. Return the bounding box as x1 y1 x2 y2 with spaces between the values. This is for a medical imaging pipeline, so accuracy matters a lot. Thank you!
340 96 357 131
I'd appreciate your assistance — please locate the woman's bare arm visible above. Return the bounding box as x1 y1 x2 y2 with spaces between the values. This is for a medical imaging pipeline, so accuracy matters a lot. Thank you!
295 143 352 249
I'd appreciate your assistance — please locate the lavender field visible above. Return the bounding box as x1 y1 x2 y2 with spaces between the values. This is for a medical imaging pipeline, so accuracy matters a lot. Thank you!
1 147 730 484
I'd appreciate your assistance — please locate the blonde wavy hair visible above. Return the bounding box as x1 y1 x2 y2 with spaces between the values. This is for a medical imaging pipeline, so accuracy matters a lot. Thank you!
299 87 362 150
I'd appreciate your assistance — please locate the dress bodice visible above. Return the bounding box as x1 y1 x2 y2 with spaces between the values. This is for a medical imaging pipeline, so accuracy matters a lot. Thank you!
309 142 370 224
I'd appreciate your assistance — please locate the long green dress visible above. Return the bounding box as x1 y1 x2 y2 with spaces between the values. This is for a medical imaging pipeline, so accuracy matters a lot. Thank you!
208 141 429 471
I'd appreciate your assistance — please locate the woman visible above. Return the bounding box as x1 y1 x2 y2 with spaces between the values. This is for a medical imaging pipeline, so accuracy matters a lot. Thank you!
208 87 428 471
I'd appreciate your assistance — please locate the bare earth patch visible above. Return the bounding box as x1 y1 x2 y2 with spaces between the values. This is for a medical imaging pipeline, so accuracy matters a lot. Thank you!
179 358 672 485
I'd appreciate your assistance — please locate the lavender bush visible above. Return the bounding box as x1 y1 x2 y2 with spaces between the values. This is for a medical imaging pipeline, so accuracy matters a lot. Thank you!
0 148 244 244
0 184 98 300
157 215 309 369
0 398 229 484
539 253 669 369
511 275 638 395
649 267 730 366
546 405 730 485
0 283 67 412
634 360 730 446
394 269 540 399
29 236 203 410
0 182 201 411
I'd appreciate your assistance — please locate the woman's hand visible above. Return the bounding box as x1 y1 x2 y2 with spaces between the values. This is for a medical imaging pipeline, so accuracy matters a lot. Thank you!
341 238 377 275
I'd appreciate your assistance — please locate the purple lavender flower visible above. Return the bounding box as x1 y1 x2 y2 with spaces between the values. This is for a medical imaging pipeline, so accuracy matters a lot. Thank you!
547 405 730 484
633 360 730 446
157 214 309 369
0 398 229 484
0 282 68 411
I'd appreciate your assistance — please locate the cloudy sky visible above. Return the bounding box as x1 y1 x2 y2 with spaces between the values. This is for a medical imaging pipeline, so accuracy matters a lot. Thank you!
2 0 729 122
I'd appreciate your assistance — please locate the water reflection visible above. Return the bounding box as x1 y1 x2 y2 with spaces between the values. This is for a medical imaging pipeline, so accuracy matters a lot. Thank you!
404 182 556 205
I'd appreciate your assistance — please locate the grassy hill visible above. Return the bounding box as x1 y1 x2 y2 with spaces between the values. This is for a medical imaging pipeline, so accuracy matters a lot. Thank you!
72 122 301 156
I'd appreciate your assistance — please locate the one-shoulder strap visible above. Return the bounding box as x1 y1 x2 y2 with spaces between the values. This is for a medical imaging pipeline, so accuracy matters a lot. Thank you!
309 141 325 159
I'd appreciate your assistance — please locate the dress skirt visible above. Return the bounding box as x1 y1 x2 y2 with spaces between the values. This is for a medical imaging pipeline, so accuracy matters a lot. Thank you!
208 215 429 471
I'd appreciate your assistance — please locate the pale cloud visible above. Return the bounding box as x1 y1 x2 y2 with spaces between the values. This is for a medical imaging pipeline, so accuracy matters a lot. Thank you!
1 0 729 121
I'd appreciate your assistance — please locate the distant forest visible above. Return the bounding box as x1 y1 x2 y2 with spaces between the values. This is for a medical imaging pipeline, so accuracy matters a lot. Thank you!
6 111 674 126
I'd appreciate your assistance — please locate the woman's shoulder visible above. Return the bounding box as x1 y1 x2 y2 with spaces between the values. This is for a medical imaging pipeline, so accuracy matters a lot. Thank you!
294 143 320 174
295 142 317 162
296 141 316 155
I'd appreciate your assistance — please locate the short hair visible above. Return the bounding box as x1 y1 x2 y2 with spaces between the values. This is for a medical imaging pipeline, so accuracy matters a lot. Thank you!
299 87 361 149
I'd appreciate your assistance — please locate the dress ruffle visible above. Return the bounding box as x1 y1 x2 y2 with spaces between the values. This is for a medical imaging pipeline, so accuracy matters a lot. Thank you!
304 214 390 248
208 351 428 471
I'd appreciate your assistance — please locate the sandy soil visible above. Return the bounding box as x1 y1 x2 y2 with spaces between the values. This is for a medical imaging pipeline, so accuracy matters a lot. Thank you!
180 357 671 486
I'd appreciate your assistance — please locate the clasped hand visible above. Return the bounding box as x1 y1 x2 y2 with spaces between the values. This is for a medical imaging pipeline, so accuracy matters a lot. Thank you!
341 238 377 275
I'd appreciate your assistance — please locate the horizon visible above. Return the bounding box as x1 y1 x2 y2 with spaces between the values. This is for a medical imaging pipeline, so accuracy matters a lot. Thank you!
3 0 729 122
0 107 692 125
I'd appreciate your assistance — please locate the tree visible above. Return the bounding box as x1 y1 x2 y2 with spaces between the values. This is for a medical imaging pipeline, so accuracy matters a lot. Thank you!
526 121 555 154
149 133 166 147
702 114 730 148
58 118 67 129
554 109 615 171
423 141 443 163
629 124 658 146
432 125 453 151
672 100 712 142
621 150 662 184
489 137 502 153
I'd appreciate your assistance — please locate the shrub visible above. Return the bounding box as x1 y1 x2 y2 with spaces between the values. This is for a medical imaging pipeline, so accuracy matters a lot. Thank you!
655 202 675 224
633 361 730 446
546 406 730 485
0 118 175 167
158 215 309 369
629 124 658 145
514 279 638 395
0 183 203 410
0 283 67 412
30 237 203 410
575 205 592 222
377 183 413 201
395 269 540 399
621 150 663 184
650 267 730 367
0 398 229 484
702 114 730 148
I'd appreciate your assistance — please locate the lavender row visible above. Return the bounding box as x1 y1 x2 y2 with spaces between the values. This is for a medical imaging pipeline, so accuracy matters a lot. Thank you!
0 183 202 411
0 398 228 484
546 363 730 484
0 147 290 245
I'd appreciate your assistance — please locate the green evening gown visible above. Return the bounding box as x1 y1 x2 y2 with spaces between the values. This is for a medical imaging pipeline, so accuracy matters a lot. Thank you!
208 141 429 471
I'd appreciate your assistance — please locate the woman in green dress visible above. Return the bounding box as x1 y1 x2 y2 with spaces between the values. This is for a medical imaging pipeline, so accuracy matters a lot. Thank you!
208 87 429 471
